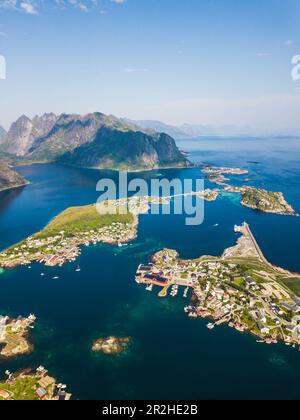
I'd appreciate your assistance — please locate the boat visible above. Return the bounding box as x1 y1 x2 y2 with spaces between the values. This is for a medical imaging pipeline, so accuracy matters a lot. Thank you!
207 323 215 330
40 273 45 276
53 276 59 280
75 266 81 272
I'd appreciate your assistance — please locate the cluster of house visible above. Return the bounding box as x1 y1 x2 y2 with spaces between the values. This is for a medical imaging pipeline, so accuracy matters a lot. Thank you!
0 314 36 343
104 196 164 216
136 249 300 345
0 367 71 401
0 221 134 269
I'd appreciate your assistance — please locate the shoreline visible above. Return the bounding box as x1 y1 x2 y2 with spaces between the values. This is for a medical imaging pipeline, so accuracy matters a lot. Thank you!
15 160 194 174
0 180 30 194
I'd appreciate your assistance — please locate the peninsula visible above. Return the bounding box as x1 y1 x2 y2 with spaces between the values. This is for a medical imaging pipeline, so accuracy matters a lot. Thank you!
239 187 297 216
0 161 28 193
0 314 35 358
0 196 165 269
0 366 71 400
136 223 300 346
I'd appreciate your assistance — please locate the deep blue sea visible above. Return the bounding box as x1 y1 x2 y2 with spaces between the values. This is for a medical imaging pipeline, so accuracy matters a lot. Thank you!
1 136 300 400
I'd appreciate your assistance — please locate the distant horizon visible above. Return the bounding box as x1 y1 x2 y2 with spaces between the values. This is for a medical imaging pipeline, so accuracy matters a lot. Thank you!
1 110 300 138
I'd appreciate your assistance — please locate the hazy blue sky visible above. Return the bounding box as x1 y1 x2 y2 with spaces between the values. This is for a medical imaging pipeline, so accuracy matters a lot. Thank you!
0 0 300 132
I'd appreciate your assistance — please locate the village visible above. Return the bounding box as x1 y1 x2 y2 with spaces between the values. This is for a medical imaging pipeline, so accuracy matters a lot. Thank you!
0 196 170 270
135 223 300 347
0 366 72 400
0 221 135 269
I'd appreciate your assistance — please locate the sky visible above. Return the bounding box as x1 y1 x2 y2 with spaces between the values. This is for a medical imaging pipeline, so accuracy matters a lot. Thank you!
0 0 300 133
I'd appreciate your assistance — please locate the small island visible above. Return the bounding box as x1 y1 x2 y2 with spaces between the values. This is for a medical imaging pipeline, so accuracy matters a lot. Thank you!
202 166 249 176
0 366 71 400
202 166 249 186
193 188 220 202
92 336 131 355
136 223 300 347
0 196 166 270
239 187 297 216
202 165 297 216
0 314 35 358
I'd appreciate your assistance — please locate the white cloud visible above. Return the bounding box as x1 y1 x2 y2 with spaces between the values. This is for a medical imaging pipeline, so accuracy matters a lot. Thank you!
125 68 149 73
0 0 106 14
256 52 272 57
20 2 38 14
0 0 18 11
285 40 295 46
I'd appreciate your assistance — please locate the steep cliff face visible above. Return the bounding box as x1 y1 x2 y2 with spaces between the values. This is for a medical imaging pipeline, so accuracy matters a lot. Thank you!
0 161 28 192
58 127 191 170
28 113 111 162
0 112 191 170
1 114 58 156
2 115 34 155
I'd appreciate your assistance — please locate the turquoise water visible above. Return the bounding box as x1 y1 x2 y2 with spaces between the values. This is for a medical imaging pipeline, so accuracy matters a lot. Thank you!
1 137 300 400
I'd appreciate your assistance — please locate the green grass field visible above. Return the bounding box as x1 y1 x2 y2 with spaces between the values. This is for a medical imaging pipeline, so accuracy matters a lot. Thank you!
0 376 40 400
276 277 300 296
32 204 134 239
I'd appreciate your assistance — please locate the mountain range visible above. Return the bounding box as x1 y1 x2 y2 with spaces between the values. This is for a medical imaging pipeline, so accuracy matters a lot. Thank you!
130 120 300 139
0 113 191 171
128 120 257 139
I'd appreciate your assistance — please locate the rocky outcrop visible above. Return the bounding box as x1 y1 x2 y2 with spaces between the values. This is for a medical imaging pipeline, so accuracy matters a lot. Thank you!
92 337 131 355
0 161 28 192
1 114 58 156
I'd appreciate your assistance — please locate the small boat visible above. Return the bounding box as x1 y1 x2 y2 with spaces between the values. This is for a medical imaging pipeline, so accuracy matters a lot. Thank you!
207 323 215 330
28 266 32 269
75 266 81 272
40 273 45 276
53 276 59 280
213 224 219 227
